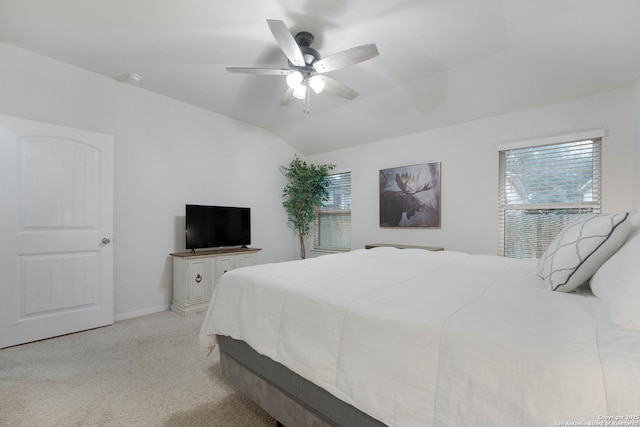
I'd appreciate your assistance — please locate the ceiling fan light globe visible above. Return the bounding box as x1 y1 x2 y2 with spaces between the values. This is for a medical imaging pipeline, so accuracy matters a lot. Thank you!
286 71 303 89
309 76 326 94
292 85 307 99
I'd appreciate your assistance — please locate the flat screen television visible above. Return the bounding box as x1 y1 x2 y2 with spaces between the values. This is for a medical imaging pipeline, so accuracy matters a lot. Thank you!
185 204 251 251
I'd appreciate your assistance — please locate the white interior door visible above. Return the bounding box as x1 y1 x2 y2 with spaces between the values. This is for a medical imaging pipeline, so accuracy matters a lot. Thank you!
0 115 114 349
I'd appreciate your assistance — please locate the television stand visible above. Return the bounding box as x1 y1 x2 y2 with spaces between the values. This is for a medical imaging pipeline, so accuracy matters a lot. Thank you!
169 247 262 316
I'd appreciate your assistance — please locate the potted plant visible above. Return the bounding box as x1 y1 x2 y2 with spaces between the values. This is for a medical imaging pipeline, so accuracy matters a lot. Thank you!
281 156 334 259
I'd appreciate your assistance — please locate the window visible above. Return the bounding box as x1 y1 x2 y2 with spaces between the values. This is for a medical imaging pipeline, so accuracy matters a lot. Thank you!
498 137 602 258
313 172 351 251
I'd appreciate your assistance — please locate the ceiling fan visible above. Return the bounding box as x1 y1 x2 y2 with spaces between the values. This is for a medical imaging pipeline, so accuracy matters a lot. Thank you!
226 19 379 113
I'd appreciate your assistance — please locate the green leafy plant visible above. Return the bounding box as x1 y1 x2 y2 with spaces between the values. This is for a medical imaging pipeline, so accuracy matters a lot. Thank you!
281 156 335 259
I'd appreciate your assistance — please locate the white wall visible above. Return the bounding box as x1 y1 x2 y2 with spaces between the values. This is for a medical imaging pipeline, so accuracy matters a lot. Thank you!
635 78 640 211
308 87 636 256
0 42 300 319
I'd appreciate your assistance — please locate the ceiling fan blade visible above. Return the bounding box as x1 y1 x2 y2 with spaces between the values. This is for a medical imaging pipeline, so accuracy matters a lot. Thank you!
280 88 295 105
313 44 379 73
226 67 291 75
317 75 359 100
267 19 305 67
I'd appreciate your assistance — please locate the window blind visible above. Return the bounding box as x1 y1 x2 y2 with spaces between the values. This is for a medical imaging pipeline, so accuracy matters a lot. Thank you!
313 172 351 251
498 138 602 258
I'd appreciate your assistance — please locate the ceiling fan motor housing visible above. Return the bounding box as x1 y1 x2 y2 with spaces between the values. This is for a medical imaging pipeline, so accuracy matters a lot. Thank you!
294 32 321 66
295 31 314 47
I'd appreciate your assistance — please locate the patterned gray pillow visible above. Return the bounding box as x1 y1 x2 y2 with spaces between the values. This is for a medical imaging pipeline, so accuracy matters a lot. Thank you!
537 213 631 292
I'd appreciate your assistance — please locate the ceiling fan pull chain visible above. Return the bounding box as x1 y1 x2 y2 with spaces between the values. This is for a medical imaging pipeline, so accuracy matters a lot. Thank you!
303 84 310 114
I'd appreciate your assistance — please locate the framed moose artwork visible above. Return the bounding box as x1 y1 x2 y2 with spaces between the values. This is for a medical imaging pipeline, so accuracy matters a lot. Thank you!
379 162 441 228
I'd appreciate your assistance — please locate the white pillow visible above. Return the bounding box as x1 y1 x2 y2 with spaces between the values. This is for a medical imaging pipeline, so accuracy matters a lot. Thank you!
591 230 640 330
536 212 631 292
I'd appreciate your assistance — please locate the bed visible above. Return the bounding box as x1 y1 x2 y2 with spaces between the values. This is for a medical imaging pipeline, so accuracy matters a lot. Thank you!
199 213 640 427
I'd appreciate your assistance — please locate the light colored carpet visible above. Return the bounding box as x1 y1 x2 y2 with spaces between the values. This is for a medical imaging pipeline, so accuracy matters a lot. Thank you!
0 310 276 426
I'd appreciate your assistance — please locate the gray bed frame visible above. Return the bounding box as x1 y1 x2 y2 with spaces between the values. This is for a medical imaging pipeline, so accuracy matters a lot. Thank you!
218 335 388 427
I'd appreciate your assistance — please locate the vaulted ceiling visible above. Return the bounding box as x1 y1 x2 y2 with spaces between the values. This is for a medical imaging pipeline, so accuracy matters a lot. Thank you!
1 0 640 155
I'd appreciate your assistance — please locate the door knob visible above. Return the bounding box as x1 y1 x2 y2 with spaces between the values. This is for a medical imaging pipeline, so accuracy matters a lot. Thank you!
102 238 111 245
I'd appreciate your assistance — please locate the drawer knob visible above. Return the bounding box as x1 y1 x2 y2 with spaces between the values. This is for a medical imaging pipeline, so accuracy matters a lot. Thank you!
195 274 203 283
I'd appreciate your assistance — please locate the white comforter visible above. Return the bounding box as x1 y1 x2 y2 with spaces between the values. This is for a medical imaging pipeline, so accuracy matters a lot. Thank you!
199 248 640 427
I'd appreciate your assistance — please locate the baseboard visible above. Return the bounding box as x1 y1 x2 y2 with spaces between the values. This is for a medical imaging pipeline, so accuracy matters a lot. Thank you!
114 304 170 322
